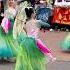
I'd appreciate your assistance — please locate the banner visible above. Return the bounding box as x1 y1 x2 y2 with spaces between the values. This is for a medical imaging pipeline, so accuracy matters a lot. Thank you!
52 7 70 25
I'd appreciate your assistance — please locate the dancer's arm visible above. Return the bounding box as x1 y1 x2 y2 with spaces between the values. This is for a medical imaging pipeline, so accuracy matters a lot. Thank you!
36 39 56 62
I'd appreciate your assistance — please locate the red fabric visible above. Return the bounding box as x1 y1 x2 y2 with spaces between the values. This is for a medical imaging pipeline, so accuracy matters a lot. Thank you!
52 7 70 25
7 19 11 30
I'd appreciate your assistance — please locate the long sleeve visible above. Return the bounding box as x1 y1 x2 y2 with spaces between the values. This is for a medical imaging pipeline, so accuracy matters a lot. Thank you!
36 39 51 54
1 17 10 33
36 39 56 61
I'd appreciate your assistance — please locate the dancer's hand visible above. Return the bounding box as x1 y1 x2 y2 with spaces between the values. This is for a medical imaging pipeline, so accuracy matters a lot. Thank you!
47 53 56 62
47 57 56 63
51 57 56 62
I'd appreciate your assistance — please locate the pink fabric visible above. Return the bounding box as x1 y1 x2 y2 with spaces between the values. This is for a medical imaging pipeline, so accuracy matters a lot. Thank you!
8 20 11 30
36 39 51 54
1 17 11 33
36 39 56 60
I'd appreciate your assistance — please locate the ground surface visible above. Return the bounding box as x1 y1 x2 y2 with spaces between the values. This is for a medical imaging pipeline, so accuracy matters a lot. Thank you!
39 30 70 61
0 61 70 70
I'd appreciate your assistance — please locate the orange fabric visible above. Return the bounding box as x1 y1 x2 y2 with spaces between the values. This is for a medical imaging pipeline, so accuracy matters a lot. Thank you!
52 7 70 25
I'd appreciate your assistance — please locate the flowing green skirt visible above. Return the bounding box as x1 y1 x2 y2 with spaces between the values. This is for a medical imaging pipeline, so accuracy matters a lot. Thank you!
61 33 70 51
0 19 19 57
15 37 47 70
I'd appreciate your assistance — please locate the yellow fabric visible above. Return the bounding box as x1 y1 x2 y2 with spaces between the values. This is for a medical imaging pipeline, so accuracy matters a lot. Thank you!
13 1 29 39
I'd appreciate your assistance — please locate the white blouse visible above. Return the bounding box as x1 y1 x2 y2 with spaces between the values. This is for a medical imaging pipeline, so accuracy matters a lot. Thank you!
26 19 39 39
4 7 17 19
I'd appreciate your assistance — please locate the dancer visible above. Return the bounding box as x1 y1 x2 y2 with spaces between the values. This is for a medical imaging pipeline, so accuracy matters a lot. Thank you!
0 0 18 60
61 33 70 51
4 0 17 25
15 7 56 70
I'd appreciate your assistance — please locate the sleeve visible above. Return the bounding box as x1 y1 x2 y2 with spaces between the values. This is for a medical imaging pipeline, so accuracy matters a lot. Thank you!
36 39 51 54
30 28 39 38
1 17 8 33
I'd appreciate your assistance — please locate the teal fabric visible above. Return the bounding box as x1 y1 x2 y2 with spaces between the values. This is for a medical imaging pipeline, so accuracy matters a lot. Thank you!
0 19 19 57
15 37 47 70
61 33 70 51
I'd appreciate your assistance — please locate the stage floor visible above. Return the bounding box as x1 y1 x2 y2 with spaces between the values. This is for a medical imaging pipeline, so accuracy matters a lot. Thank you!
39 30 70 61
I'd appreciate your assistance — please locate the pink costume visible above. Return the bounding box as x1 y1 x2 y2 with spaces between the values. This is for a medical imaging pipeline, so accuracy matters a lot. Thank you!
26 19 51 55
1 17 11 33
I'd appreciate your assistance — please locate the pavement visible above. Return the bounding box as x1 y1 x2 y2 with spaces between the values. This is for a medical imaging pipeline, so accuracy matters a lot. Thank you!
0 63 14 70
47 61 70 70
39 30 70 61
0 61 70 70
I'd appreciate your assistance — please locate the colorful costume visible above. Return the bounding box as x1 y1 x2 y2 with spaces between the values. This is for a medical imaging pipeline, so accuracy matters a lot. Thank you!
4 6 17 25
15 19 51 70
15 37 47 70
0 18 18 57
61 33 70 51
13 1 30 39
0 6 18 58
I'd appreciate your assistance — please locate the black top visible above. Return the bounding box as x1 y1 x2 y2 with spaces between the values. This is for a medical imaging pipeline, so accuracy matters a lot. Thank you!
0 1 4 24
0 9 4 24
29 0 40 7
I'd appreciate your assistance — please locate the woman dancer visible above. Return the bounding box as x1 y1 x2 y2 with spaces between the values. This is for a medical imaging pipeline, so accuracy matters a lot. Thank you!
15 7 56 70
0 0 18 60
5 0 17 25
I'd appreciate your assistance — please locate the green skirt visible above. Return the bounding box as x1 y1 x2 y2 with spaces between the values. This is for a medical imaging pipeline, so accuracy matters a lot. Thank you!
0 25 19 57
61 33 70 51
15 37 47 70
